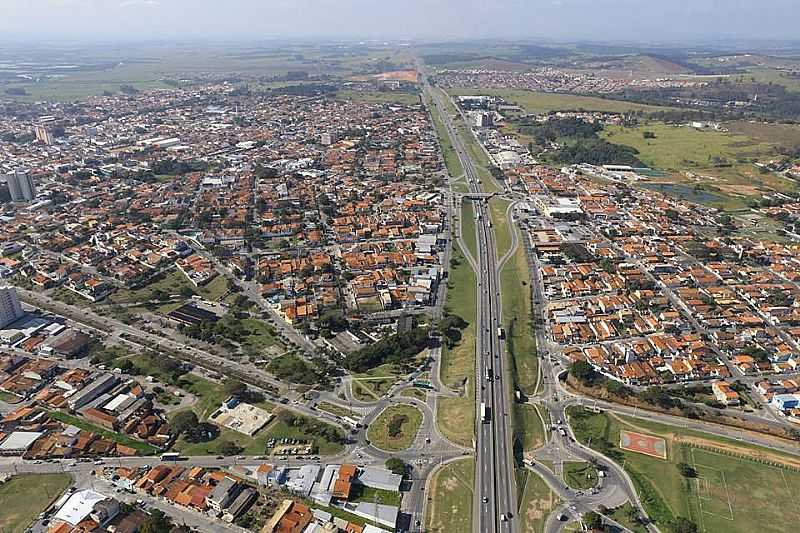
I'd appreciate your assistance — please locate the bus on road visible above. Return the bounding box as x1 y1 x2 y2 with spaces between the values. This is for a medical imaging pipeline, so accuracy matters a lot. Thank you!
480 402 491 423
160 452 184 461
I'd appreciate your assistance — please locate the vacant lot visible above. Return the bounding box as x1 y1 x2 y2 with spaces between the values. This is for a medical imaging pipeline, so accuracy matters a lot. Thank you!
426 458 474 533
0 474 72 533
601 122 797 209
367 404 423 451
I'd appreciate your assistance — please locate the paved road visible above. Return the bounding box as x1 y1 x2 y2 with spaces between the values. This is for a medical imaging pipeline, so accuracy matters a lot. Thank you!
424 79 517 533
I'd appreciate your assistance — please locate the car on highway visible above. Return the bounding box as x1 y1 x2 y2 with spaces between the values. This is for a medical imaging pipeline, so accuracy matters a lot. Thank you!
500 513 508 522
482 496 489 503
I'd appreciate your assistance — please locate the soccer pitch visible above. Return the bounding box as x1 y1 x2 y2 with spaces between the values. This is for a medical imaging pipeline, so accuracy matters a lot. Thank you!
689 447 800 533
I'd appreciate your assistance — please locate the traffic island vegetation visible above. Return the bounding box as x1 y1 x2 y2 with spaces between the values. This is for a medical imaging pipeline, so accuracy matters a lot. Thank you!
425 458 474 533
366 404 423 451
437 242 477 447
567 406 800 533
0 474 72 533
563 461 599 490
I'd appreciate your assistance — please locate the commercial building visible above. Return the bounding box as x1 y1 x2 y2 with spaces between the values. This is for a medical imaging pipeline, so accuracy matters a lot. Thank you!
0 285 24 328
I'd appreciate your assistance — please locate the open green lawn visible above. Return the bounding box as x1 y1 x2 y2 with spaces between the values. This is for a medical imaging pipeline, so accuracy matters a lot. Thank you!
500 230 538 396
513 403 546 453
608 501 649 533
176 374 228 418
518 469 560 533
448 88 674 114
460 200 478 262
47 411 158 455
489 197 512 260
601 121 797 209
338 89 420 105
198 275 231 301
238 317 282 354
0 474 72 533
367 404 423 451
602 122 777 171
350 485 402 507
567 407 800 533
173 426 267 456
110 268 194 305
426 458 474 533
437 242 476 447
563 461 599 490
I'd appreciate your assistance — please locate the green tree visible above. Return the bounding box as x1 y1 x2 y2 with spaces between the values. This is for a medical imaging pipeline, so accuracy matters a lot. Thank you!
676 462 697 478
171 411 199 435
672 517 698 533
385 457 408 477
569 360 597 385
583 511 602 530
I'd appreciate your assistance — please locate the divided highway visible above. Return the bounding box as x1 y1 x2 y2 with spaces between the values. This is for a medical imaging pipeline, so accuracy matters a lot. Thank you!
425 82 518 533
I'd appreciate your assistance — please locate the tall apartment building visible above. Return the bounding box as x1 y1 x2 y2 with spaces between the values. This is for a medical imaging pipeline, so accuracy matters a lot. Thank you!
34 124 54 145
3 170 36 202
0 286 24 328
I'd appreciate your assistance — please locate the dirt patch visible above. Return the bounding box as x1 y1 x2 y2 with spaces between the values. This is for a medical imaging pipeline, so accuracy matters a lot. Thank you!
715 184 762 196
526 498 548 521
373 70 418 82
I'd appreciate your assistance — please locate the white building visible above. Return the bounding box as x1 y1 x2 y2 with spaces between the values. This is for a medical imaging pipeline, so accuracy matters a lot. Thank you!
0 286 24 328
3 170 36 202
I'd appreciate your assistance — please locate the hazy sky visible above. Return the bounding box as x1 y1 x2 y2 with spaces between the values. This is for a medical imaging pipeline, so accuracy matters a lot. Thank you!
3 0 799 43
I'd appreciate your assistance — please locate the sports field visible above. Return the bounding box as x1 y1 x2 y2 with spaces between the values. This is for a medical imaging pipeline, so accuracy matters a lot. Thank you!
568 406 800 533
619 429 667 459
688 447 800 533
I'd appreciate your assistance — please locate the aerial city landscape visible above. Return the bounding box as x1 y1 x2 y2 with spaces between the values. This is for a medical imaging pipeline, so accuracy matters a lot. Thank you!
2 2 800 533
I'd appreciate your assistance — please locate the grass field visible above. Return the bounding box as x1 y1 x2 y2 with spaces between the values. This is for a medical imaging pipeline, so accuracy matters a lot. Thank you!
447 88 673 114
688 447 800 533
460 200 478 261
601 121 797 209
337 90 420 105
564 461 599 490
437 242 476 447
0 474 72 533
608 501 649 533
427 93 464 177
500 229 538 396
317 401 360 419
513 403 547 453
367 404 423 451
426 458 474 533
567 406 800 532
518 469 560 533
490 197 513 259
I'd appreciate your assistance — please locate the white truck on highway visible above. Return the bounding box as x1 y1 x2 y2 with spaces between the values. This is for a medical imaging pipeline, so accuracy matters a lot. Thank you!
480 402 491 423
